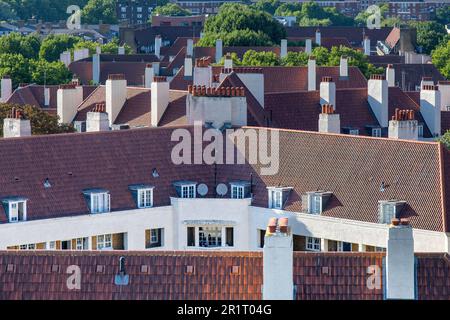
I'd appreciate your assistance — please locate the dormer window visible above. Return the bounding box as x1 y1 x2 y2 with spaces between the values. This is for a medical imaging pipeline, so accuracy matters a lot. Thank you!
129 185 154 208
418 124 424 137
83 189 110 214
267 187 292 209
173 181 197 198
230 181 251 199
378 200 406 224
2 197 27 222
302 191 332 215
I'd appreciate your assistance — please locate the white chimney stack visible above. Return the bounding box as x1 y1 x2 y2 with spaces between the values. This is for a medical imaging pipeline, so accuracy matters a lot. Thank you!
118 46 125 55
215 39 223 63
186 39 193 57
438 81 450 111
223 53 233 69
319 104 340 134
59 51 71 67
315 29 321 46
386 64 395 87
280 39 287 59
368 74 389 127
363 36 371 56
307 56 316 91
154 35 162 59
420 85 441 137
105 74 127 126
73 48 89 61
3 107 31 138
184 56 193 77
320 76 336 108
151 76 169 127
263 217 293 300
388 109 418 140
420 77 433 89
152 62 160 76
86 103 109 132
144 64 154 88
96 46 101 54
193 57 212 87
57 84 83 124
339 56 348 78
1 76 12 103
386 219 415 300
44 87 50 107
305 39 312 54
92 53 100 85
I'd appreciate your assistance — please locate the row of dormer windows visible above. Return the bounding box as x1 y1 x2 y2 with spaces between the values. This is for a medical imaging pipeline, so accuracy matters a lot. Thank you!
1 183 407 225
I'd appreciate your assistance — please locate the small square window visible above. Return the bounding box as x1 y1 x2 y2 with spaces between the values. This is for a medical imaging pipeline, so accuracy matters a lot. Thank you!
138 188 153 208
306 237 321 251
97 234 112 250
181 185 196 198
150 229 158 243
231 185 244 199
349 129 359 135
372 128 382 137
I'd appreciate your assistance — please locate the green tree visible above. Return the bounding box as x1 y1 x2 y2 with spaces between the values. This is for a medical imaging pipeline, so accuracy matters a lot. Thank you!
409 21 447 55
0 103 75 136
216 52 242 66
39 34 81 62
81 0 117 24
0 53 31 87
242 50 280 66
354 3 390 27
0 32 41 59
436 5 450 25
152 3 191 16
203 3 286 45
432 39 450 79
274 2 302 16
281 51 309 66
196 29 274 47
439 131 450 149
251 0 280 15
74 37 132 55
5 0 88 21
29 60 72 85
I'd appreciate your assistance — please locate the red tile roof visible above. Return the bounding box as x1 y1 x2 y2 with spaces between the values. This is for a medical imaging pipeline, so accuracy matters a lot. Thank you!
0 127 448 232
385 27 400 50
74 86 188 128
0 251 448 300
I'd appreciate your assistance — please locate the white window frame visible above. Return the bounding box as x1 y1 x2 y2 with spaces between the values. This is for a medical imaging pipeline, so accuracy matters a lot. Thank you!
309 194 322 214
269 190 283 209
48 241 56 250
150 229 159 244
90 192 110 214
8 200 27 222
96 234 112 250
138 188 153 208
181 184 196 198
231 185 245 199
372 128 382 137
418 124 424 137
349 129 359 135
75 238 86 250
306 237 321 252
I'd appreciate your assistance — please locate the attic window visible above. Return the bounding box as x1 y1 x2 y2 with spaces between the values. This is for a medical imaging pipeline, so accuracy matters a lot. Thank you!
2 198 27 223
230 181 251 199
378 200 406 224
128 185 154 208
302 191 332 215
267 187 292 210
83 189 110 214
43 178 51 188
173 181 197 198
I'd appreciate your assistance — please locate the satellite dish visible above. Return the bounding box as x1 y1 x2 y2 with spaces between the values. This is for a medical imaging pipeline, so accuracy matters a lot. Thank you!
216 183 228 196
197 183 208 196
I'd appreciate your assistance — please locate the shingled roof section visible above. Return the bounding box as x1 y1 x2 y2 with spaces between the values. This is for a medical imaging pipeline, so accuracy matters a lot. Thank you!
382 64 446 92
0 251 448 300
0 127 447 232
216 128 447 232
73 86 188 128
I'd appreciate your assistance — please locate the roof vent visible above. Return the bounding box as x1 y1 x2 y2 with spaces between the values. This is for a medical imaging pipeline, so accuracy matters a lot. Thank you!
43 178 51 188
152 168 159 178
380 181 386 192
114 256 129 286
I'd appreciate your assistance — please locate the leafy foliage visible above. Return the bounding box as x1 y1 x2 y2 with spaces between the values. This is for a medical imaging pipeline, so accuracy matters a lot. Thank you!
215 52 242 66
435 5 450 25
196 29 274 47
152 3 192 16
29 60 72 85
432 39 450 79
0 53 31 87
439 131 450 149
81 0 117 24
242 50 280 66
409 21 447 55
0 32 41 59
0 103 75 136
202 3 286 46
39 34 81 62
251 0 281 15
74 37 132 55
3 0 87 21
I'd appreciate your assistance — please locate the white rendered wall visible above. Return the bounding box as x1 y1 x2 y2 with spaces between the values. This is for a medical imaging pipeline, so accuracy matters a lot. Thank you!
57 87 83 124
368 79 389 127
106 79 127 126
236 73 265 108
